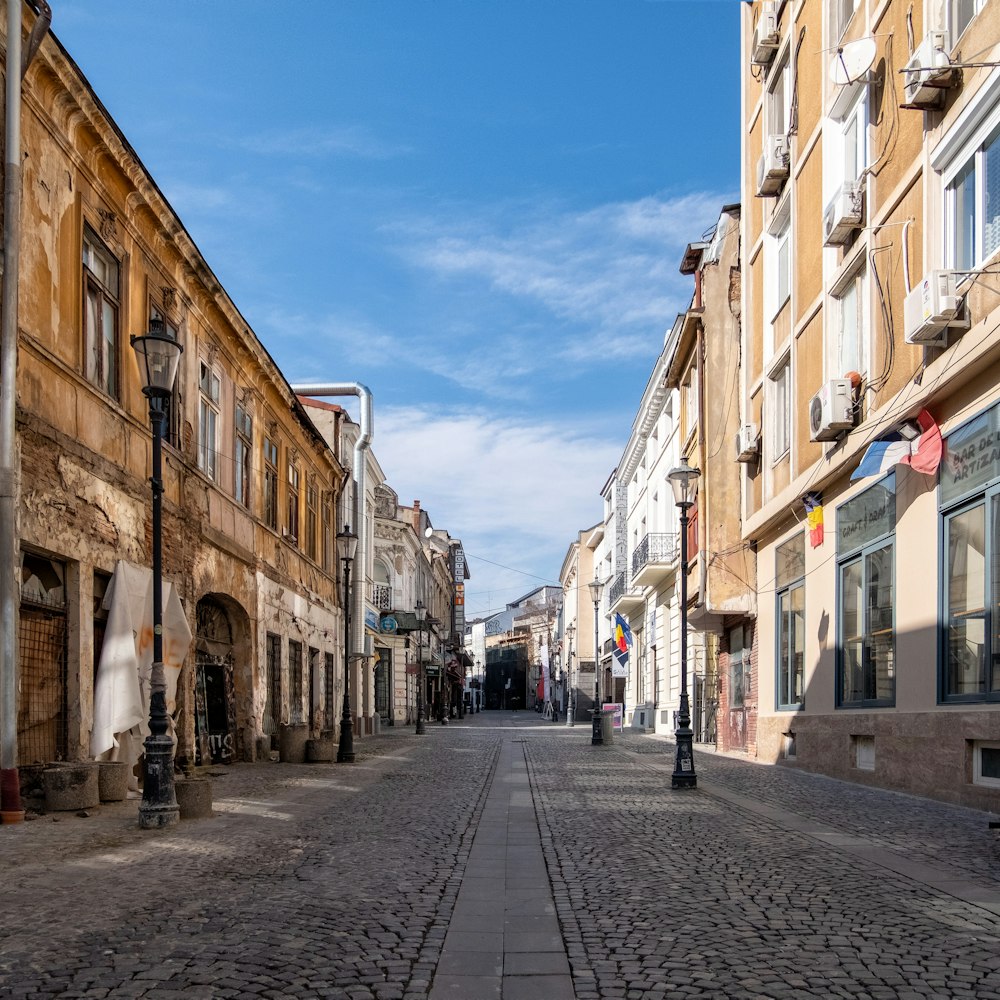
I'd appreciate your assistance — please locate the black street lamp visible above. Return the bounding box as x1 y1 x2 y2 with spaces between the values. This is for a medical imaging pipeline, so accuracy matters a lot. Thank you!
336 525 358 764
130 319 183 829
668 455 701 789
588 576 604 746
564 623 575 728
415 599 426 734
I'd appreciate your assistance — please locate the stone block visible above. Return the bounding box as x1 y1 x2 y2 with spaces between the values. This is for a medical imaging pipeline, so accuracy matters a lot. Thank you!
174 777 213 819
43 763 100 811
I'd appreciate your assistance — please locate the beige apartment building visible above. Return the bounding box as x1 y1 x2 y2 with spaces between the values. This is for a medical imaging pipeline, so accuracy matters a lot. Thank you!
8 10 349 788
742 0 1000 807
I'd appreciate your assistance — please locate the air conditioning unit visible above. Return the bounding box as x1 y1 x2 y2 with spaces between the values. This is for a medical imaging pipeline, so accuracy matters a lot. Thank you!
903 270 968 344
809 379 854 442
752 2 780 65
902 31 957 108
756 133 789 197
735 423 760 462
823 181 864 246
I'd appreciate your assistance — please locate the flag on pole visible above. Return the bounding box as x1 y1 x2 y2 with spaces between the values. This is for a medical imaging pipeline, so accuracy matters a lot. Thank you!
803 492 824 548
851 409 943 481
612 613 633 669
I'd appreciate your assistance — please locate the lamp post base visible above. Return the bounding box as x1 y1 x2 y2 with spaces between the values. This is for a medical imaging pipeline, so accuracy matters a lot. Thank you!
337 716 355 763
671 729 697 789
591 709 604 746
138 734 180 829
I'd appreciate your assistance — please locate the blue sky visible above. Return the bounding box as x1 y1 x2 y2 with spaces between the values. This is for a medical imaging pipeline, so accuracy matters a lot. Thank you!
54 0 741 617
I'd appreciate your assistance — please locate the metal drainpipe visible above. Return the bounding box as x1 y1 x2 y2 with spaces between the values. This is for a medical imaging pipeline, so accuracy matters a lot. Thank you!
290 383 372 713
2 0 49 816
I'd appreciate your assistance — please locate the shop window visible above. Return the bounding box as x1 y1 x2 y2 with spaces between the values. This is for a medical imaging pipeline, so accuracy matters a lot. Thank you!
837 475 896 708
776 533 806 709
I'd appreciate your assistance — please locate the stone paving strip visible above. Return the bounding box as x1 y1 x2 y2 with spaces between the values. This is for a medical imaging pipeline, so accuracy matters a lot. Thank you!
3 714 1000 999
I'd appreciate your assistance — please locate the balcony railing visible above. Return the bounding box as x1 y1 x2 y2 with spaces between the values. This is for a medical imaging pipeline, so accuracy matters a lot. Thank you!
608 572 627 606
632 532 678 578
371 583 392 610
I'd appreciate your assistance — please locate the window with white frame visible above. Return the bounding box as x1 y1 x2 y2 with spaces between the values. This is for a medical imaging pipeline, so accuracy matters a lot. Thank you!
832 267 867 378
950 0 986 41
198 361 221 481
833 0 859 40
770 356 791 460
842 94 867 186
945 121 1000 272
765 203 792 360
768 52 791 138
685 366 699 436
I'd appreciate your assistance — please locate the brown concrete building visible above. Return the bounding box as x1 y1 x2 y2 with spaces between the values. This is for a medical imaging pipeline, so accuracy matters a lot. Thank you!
742 0 1000 807
9 9 348 785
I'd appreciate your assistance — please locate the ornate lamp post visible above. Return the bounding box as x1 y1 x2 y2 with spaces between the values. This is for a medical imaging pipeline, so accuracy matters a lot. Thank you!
588 577 604 746
668 455 701 789
131 320 183 829
564 624 576 727
336 525 358 763
415 599 426 734
475 659 482 713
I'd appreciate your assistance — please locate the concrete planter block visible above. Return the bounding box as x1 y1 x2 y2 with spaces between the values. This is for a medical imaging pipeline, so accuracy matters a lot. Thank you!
43 763 100 811
174 778 213 819
97 761 130 802
255 736 273 761
306 737 336 763
278 723 309 763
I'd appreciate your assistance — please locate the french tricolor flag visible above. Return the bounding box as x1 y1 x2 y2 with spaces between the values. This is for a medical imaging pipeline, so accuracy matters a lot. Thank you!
851 409 942 481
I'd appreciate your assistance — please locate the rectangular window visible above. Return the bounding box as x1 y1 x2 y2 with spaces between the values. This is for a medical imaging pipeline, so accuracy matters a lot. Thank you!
770 359 790 460
325 650 336 728
287 462 300 544
264 632 281 735
776 534 806 709
321 490 333 573
289 639 303 723
729 625 750 709
834 0 858 39
837 476 896 708
235 402 253 509
198 362 221 481
263 436 279 531
834 269 866 378
942 492 1000 701
83 228 120 398
768 54 791 138
951 0 985 41
776 221 790 308
947 123 1000 271
306 478 318 560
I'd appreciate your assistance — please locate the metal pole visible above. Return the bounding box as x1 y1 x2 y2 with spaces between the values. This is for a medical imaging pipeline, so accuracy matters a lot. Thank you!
138 399 180 827
672 504 697 788
415 616 425 734
337 553 355 763
565 632 575 727
0 0 24 817
591 597 603 746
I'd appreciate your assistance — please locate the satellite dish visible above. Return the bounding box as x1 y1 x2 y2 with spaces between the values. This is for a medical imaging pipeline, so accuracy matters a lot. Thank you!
830 37 876 86
424 526 434 538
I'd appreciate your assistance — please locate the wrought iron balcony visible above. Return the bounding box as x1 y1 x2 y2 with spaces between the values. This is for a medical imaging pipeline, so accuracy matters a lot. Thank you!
607 570 644 613
371 583 392 610
631 532 678 588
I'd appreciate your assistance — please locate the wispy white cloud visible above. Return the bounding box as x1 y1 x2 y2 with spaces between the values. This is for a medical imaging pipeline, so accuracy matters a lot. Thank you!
391 190 730 358
373 405 618 617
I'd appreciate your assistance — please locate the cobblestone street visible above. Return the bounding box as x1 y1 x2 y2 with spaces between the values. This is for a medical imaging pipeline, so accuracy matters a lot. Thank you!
3 712 1000 999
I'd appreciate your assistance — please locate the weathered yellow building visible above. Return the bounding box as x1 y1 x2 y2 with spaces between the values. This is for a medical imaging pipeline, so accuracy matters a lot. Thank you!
742 0 1000 807
8 9 349 786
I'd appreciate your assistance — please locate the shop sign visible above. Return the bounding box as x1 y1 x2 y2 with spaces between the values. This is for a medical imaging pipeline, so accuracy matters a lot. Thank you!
837 475 895 555
941 402 1000 506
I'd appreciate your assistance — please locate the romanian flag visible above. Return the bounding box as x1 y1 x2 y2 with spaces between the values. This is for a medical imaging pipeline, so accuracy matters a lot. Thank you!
613 613 633 667
803 492 824 548
851 409 943 481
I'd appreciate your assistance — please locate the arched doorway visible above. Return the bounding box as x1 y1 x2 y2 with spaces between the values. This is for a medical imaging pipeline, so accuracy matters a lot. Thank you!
194 597 238 765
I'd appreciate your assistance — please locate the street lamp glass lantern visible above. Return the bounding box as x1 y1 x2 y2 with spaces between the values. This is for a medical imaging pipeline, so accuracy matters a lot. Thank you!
130 320 183 397
668 455 701 508
415 598 426 622
336 524 358 565
587 577 604 604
